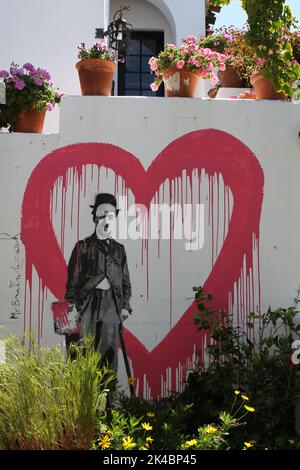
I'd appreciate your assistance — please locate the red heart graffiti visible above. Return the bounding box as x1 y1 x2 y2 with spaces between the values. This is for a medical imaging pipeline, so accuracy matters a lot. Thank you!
21 129 264 398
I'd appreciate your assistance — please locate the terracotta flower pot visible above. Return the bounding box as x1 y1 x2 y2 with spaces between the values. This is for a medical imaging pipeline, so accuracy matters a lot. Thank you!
250 71 287 100
163 67 201 97
218 67 243 88
12 108 47 133
239 90 256 100
76 58 116 96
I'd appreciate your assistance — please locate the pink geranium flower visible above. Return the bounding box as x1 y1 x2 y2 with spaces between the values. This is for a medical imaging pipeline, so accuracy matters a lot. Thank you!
176 60 185 70
188 57 200 68
210 74 219 86
184 35 197 44
203 48 213 58
180 46 189 55
199 70 208 78
150 82 159 92
188 43 199 52
149 57 158 72
256 57 266 67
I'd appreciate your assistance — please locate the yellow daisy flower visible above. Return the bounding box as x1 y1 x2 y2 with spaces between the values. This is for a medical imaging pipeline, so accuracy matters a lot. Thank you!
185 439 198 447
142 422 153 431
243 442 253 449
204 425 218 434
122 436 137 449
244 405 255 413
241 394 249 401
146 411 155 418
146 436 154 443
234 390 240 395
98 434 111 449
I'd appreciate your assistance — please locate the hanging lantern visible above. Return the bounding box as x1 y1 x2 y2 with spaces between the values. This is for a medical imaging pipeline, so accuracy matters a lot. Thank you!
105 5 133 52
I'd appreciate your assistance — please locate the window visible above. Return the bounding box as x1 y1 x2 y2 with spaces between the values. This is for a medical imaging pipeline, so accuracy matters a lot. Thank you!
118 31 164 97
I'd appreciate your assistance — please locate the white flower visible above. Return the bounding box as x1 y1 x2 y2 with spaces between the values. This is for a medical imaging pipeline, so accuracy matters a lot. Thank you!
291 79 300 103
292 90 300 104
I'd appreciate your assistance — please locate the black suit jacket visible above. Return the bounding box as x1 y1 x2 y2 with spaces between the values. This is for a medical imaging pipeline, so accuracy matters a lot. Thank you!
65 233 132 315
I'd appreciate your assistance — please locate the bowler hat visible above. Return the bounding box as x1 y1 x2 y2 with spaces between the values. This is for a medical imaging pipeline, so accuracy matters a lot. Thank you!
90 193 120 215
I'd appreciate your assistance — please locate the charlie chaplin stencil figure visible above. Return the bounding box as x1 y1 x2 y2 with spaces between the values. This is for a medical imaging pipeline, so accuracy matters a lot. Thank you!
64 193 132 374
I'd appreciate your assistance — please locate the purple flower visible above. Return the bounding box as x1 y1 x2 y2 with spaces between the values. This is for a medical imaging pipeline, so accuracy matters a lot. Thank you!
14 67 25 76
23 63 36 74
15 80 26 90
33 77 43 86
0 70 9 78
37 68 51 81
223 32 233 42
46 103 54 111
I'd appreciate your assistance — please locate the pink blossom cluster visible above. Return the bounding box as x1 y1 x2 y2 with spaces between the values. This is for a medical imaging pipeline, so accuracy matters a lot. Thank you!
256 57 266 68
149 36 227 92
149 57 158 72
77 41 118 62
94 40 109 52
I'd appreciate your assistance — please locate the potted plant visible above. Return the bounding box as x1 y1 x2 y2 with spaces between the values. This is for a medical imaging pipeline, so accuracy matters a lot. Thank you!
199 28 230 53
211 0 300 100
199 27 256 88
245 0 300 100
148 36 226 97
76 41 118 96
0 63 61 133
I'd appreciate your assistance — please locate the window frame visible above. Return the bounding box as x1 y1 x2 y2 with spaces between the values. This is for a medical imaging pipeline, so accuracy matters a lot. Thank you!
118 30 164 97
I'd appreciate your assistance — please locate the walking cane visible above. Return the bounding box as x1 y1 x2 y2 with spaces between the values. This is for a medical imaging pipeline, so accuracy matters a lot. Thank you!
119 323 135 397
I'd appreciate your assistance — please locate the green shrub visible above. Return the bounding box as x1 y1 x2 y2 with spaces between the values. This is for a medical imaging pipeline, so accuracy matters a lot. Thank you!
114 288 300 450
93 391 256 450
181 287 300 449
0 335 113 450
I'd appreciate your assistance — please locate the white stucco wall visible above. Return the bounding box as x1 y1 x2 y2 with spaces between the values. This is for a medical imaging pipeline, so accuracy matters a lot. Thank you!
147 0 206 44
0 96 300 397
